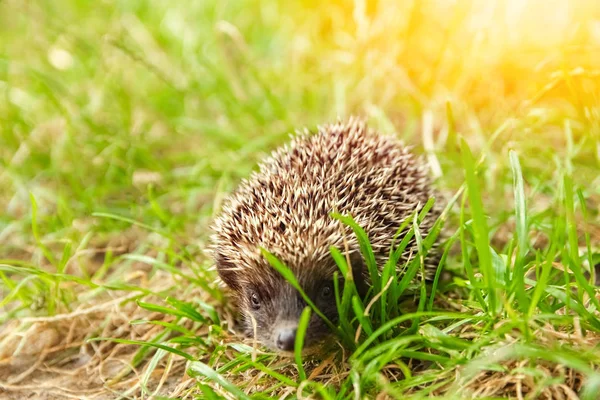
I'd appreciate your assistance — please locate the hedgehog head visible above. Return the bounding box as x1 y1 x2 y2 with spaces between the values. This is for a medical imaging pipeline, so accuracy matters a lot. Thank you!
211 118 440 352
214 244 367 352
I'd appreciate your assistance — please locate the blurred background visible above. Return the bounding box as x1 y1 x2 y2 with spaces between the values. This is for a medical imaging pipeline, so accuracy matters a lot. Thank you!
1 0 599 259
0 0 599 254
1 0 599 257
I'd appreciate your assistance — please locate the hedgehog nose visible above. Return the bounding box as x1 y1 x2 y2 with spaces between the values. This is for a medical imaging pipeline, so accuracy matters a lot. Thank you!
276 328 297 351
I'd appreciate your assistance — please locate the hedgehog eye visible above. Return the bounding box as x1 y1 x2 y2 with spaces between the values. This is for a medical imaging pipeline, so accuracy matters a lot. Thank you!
250 292 261 309
320 284 333 299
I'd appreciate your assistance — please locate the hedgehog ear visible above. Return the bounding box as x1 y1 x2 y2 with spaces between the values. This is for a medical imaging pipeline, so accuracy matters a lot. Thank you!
215 253 241 291
348 251 369 298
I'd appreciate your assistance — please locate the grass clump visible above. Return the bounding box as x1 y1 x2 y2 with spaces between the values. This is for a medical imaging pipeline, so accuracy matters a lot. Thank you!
1 0 600 398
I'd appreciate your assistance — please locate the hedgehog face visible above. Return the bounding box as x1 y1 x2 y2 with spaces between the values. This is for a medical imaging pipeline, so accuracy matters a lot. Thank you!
217 251 368 352
241 276 341 352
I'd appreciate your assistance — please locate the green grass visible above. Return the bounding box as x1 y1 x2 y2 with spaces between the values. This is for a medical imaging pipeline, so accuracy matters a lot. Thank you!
1 0 600 398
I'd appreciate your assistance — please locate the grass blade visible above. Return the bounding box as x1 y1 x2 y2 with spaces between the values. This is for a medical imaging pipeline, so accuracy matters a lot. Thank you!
188 361 252 400
88 337 194 361
509 150 529 311
331 213 380 290
261 249 337 334
461 138 497 314
295 306 311 381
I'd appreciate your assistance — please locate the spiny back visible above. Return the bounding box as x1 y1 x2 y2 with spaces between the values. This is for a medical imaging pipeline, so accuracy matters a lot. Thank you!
212 118 441 289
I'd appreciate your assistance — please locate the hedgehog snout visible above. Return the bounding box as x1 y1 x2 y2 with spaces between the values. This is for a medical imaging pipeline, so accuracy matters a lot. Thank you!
275 326 298 351
272 319 300 351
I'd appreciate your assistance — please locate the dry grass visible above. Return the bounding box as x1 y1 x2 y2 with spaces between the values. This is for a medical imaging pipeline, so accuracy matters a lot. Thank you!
3 279 600 398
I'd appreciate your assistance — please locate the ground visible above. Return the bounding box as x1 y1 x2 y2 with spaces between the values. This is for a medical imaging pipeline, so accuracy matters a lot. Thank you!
1 0 600 399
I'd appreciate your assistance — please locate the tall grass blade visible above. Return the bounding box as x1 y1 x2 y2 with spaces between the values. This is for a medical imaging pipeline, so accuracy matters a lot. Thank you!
509 150 529 311
188 361 252 400
460 138 497 314
295 306 311 381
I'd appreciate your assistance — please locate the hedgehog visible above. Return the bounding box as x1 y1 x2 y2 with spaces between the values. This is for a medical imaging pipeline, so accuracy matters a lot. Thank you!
211 118 443 352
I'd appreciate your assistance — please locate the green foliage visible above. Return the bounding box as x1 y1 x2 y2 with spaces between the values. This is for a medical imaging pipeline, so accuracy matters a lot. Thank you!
1 0 600 398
